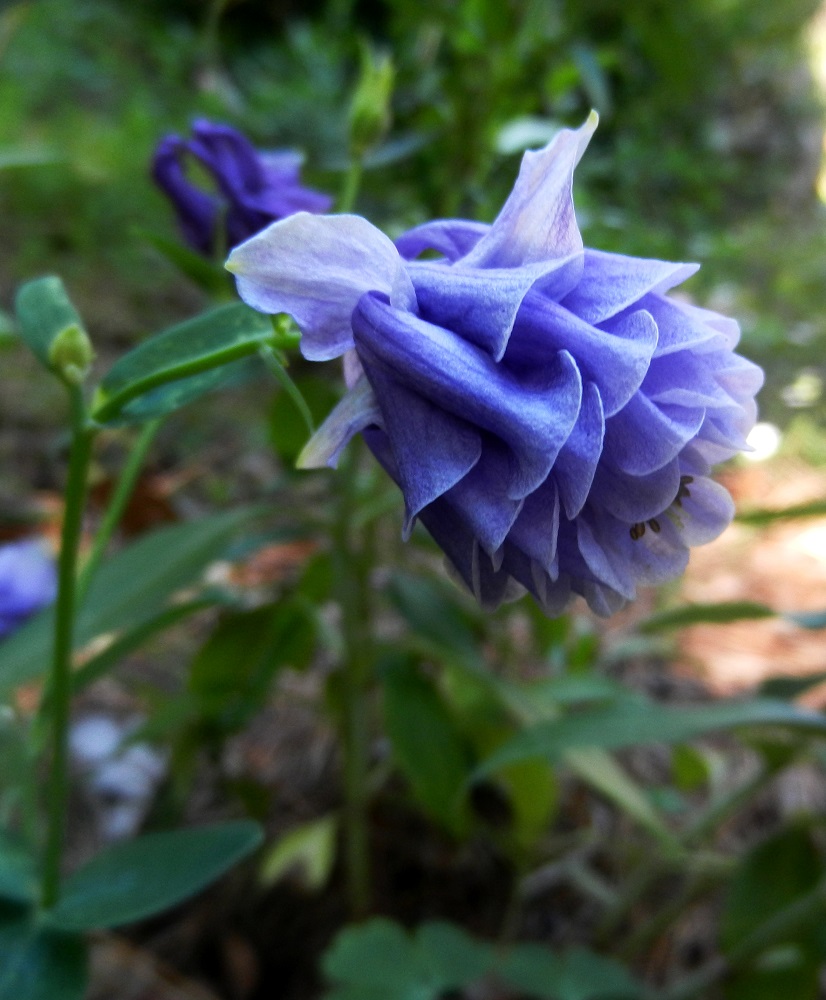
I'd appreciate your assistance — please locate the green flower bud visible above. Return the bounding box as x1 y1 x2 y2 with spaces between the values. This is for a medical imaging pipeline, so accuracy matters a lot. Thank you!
47 322 95 385
348 45 394 159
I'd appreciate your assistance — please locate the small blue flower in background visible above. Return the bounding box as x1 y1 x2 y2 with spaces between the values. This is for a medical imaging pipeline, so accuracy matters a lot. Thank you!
227 113 764 617
0 539 57 638
152 119 332 257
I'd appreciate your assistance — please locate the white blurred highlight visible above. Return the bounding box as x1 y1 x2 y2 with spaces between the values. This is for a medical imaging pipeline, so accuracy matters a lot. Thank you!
743 422 782 462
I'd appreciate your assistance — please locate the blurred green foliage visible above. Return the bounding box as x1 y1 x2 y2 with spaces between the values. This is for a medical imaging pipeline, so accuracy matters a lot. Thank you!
0 0 824 419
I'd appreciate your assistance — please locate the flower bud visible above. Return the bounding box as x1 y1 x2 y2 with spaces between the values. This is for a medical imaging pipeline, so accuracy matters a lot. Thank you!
48 322 95 385
348 46 394 159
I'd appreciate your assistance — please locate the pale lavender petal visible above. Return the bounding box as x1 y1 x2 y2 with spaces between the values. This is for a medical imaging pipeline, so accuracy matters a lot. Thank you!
0 539 57 638
672 476 735 545
592 458 682 523
462 112 598 268
229 213 416 361
297 377 382 469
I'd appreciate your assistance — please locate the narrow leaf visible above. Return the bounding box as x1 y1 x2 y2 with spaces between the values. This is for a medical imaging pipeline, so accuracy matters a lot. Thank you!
639 601 775 632
476 698 826 776
737 499 826 526
565 748 679 850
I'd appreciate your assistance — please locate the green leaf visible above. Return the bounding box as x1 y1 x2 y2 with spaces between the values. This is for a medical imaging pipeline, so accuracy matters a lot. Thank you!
476 698 826 776
188 600 317 734
737 499 826 526
759 671 826 699
0 903 87 1000
724 950 820 1000
0 509 258 697
564 748 679 850
91 302 275 424
138 229 228 294
639 601 775 632
386 571 481 660
0 831 37 903
269 374 340 464
322 918 492 1000
497 944 641 1000
721 827 822 955
48 821 263 931
70 594 235 695
323 919 431 998
14 276 87 377
260 815 337 890
381 657 473 836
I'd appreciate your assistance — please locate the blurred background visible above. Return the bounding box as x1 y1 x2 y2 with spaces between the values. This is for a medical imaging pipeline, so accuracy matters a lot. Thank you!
3 1 826 997
2 0 826 683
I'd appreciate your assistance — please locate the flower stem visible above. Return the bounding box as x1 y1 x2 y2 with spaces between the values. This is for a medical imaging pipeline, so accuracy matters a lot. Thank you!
337 157 364 215
78 417 161 602
333 443 373 916
41 387 94 909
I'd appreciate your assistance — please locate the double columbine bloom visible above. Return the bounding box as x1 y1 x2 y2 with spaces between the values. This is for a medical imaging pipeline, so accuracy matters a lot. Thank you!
227 114 763 616
152 119 332 256
0 539 56 638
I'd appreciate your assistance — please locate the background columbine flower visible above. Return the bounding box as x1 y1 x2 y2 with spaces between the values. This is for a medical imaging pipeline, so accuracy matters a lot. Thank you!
152 119 332 257
227 113 764 617
0 538 57 638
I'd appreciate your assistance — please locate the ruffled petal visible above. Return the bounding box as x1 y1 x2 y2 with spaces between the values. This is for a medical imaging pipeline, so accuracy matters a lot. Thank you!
352 292 583 501
395 220 490 261
443 440 525 557
228 213 416 361
561 249 698 325
554 380 605 518
509 295 658 417
603 393 706 476
462 112 598 268
407 257 581 361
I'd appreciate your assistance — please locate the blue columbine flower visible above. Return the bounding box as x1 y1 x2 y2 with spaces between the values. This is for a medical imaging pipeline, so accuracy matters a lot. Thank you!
152 119 332 256
0 539 57 638
226 113 763 617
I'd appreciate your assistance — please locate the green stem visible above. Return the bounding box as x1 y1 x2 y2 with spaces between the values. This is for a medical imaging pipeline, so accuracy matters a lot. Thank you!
333 443 373 916
77 418 161 602
41 388 94 909
337 157 364 215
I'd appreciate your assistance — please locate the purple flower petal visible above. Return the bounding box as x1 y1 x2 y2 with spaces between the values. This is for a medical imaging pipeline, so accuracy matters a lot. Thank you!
560 249 699 325
395 220 490 261
228 214 416 361
0 539 57 638
461 112 598 268
232 112 763 617
152 119 331 256
352 292 583 501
